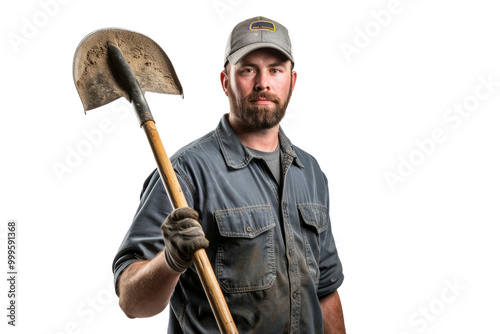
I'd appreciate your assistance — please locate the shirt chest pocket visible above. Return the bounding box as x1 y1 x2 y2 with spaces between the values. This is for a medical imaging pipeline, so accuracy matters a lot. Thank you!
298 203 328 284
214 205 276 293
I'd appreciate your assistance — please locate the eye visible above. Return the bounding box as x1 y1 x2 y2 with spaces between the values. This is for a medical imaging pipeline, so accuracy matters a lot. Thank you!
240 68 255 74
270 68 283 74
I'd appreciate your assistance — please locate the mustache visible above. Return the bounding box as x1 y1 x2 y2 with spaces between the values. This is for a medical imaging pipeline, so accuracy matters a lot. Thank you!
246 92 280 103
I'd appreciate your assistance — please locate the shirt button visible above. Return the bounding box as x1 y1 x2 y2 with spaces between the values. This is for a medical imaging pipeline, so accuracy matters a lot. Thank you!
246 226 252 232
292 291 299 299
289 250 294 257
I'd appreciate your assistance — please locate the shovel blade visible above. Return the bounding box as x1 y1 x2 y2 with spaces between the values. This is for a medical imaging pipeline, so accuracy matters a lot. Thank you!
73 28 183 112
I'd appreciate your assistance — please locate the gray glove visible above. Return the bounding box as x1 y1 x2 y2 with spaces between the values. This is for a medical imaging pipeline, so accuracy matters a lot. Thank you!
161 207 209 274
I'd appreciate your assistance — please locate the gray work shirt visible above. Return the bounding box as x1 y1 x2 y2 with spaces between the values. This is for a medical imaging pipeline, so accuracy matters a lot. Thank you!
113 115 344 333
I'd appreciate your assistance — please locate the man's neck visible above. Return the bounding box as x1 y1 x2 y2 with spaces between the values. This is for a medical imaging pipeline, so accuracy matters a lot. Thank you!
228 113 280 152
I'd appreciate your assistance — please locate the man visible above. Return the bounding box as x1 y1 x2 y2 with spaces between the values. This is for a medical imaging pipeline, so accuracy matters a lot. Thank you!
113 16 345 333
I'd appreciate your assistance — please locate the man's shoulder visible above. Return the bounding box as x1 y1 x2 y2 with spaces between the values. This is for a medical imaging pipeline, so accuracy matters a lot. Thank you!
171 128 220 163
278 127 323 172
139 127 221 196
291 144 322 169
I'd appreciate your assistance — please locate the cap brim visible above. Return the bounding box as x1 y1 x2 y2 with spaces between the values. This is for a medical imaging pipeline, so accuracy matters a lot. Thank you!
227 42 294 65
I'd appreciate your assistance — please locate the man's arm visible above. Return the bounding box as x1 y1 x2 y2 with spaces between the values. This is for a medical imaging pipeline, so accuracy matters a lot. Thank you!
320 290 346 334
117 251 180 318
117 207 208 319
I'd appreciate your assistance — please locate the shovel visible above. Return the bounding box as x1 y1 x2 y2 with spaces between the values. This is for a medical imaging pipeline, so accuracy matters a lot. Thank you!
73 28 238 334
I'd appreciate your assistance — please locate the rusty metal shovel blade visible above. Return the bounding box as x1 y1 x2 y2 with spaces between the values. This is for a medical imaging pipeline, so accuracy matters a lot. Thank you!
73 28 183 112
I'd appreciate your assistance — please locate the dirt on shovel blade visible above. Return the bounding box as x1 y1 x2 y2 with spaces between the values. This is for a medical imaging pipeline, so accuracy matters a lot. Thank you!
73 28 183 111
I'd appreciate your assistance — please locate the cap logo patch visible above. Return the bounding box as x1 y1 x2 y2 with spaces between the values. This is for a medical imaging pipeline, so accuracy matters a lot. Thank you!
249 20 275 32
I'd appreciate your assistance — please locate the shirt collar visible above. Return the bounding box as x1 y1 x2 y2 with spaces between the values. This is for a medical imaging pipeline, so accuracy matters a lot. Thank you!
216 114 304 169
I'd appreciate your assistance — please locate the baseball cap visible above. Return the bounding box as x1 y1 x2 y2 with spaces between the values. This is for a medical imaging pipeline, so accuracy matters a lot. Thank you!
224 16 294 66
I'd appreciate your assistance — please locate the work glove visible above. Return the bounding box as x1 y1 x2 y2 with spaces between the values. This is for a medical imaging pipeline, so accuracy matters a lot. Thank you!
161 207 209 274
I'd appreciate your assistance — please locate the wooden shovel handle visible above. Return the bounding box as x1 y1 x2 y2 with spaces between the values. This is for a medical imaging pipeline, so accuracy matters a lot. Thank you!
142 120 238 334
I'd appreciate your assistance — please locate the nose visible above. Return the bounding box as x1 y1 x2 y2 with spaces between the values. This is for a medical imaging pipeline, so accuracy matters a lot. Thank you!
254 71 270 91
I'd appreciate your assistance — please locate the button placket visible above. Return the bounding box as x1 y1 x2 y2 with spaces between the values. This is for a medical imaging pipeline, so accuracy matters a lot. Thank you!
280 152 301 334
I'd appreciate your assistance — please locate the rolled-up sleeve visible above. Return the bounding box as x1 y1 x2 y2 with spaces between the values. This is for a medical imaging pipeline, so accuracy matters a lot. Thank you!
317 220 344 298
317 176 344 298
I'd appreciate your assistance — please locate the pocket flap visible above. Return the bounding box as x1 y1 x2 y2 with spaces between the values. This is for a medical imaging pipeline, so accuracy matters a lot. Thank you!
215 205 275 238
298 203 328 234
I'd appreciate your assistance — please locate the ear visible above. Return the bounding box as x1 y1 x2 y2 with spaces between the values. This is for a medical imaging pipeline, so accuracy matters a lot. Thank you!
220 70 229 97
290 70 297 93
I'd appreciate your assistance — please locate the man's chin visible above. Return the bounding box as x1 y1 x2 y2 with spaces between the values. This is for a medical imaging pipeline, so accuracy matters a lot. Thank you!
248 111 284 130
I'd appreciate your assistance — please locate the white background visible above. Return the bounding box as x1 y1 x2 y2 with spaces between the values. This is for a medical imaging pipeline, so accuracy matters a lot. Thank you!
1 0 499 333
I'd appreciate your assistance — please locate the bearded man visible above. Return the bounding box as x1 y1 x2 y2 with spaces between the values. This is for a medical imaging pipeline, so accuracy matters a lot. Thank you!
113 16 345 334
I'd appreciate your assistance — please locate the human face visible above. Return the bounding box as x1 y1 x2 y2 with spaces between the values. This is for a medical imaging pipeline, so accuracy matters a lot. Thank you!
221 48 297 131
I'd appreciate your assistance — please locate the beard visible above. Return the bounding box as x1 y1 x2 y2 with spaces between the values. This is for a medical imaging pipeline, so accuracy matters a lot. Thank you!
227 81 293 131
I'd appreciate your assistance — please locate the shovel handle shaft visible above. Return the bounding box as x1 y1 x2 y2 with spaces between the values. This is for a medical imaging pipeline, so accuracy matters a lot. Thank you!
142 121 238 334
142 120 187 208
192 250 238 334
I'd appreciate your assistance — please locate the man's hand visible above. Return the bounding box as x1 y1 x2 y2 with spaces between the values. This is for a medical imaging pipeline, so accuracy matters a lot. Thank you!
161 207 209 274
